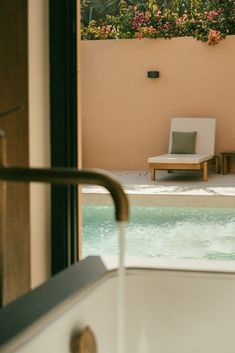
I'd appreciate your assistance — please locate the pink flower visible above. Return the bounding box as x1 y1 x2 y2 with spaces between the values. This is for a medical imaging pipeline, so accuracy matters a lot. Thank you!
163 22 171 30
145 11 151 21
207 29 221 46
135 31 143 39
205 9 222 23
132 11 145 30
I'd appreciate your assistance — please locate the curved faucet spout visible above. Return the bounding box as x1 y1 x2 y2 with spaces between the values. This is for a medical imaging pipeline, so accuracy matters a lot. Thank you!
0 131 129 222
0 166 129 222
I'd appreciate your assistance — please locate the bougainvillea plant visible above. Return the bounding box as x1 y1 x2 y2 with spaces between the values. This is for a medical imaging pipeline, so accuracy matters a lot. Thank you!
81 0 235 45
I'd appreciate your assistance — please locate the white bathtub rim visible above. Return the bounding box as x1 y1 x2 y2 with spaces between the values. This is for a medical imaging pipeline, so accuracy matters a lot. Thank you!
101 255 235 274
2 256 235 353
0 266 109 353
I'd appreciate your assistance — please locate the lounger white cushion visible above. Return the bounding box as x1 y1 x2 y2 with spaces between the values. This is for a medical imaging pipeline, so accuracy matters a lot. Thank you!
148 117 216 181
148 153 214 164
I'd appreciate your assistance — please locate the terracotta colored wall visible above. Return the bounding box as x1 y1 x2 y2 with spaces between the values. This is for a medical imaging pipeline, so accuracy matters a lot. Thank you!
81 36 235 170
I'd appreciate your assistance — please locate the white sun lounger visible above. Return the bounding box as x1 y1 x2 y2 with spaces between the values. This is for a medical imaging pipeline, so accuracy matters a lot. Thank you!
148 117 216 181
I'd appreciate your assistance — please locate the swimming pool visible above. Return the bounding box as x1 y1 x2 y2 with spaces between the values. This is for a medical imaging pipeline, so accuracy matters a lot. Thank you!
82 205 235 260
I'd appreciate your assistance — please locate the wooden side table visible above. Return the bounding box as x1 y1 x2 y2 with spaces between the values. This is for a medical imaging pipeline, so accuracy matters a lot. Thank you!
220 151 235 174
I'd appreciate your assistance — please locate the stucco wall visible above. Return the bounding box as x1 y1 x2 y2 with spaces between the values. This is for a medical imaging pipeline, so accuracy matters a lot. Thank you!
81 36 235 170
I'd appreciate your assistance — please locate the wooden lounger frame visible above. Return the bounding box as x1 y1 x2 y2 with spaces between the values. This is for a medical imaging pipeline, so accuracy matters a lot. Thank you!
149 161 209 181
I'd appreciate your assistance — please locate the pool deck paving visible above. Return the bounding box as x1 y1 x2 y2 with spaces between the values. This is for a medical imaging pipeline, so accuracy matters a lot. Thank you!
82 170 235 207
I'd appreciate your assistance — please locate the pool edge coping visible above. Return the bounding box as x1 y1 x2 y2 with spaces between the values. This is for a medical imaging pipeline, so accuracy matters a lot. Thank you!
82 192 235 208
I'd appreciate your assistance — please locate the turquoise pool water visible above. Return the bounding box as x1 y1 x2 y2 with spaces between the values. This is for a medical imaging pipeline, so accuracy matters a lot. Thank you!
82 205 235 260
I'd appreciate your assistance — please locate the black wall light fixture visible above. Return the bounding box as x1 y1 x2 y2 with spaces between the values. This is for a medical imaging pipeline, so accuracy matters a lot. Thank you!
147 70 160 78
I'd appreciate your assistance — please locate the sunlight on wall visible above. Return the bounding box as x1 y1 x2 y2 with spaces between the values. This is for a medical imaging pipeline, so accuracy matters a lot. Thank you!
81 36 235 170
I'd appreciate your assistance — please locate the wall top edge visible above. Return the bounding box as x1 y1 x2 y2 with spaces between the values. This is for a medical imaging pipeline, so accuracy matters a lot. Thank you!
81 34 235 44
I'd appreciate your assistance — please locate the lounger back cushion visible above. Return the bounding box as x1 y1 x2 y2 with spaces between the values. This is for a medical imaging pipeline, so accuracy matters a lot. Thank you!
171 131 197 154
168 117 216 155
